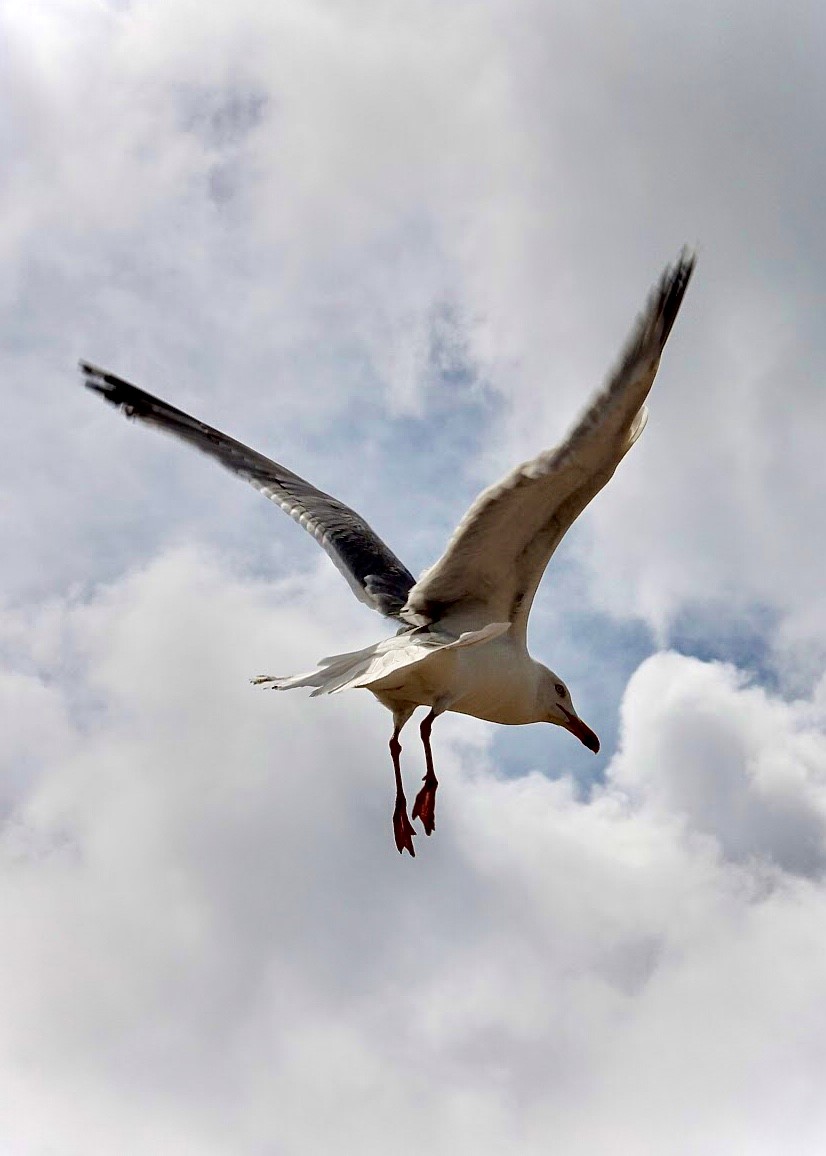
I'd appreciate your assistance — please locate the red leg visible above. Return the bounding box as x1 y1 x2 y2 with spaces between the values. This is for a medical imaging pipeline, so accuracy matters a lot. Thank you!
412 708 439 835
390 728 416 856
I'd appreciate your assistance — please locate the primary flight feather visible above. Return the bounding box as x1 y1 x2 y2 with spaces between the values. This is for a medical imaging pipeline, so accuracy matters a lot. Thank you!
81 250 695 856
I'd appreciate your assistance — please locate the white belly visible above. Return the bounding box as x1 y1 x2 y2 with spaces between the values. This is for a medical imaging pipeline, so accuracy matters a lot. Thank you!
368 633 543 726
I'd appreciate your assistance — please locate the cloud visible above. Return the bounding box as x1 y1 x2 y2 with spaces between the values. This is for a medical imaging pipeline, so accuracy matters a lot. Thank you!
6 0 824 672
613 652 826 876
1 551 826 1153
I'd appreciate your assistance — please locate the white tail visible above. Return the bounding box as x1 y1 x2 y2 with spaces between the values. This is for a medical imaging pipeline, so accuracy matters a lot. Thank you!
251 622 510 699
250 640 381 696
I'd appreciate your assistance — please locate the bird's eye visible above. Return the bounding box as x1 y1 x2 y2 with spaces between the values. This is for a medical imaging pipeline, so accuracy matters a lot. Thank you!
555 683 566 697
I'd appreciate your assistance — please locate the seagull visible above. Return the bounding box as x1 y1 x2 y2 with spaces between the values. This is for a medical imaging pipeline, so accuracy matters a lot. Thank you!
80 250 694 856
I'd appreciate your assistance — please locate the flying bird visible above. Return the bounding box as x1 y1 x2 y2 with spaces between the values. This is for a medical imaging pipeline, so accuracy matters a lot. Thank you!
80 251 694 856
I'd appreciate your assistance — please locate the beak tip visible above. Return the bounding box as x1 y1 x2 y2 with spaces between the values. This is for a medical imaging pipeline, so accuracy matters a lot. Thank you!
559 708 600 754
578 726 600 754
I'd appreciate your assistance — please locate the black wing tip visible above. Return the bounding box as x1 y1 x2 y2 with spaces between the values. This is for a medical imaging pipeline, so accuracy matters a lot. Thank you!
79 360 158 418
79 360 129 398
657 248 696 344
79 360 124 392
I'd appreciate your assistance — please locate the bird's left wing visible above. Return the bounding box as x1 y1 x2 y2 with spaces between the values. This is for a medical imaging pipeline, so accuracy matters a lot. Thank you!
401 251 695 638
79 363 416 618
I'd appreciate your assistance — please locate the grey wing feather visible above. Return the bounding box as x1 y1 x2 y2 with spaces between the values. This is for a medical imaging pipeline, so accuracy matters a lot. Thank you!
79 362 416 619
401 250 696 636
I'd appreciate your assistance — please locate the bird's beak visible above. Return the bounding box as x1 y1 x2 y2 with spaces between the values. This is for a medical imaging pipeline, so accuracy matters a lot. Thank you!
559 706 600 754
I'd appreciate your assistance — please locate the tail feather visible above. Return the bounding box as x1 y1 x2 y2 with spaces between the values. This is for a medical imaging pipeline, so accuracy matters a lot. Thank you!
309 660 375 696
251 622 511 699
251 640 381 695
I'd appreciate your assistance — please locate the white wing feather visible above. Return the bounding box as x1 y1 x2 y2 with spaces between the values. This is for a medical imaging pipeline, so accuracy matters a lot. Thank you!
401 251 695 639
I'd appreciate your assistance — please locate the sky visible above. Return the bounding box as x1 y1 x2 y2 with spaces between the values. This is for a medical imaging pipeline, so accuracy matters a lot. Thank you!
2 0 826 1152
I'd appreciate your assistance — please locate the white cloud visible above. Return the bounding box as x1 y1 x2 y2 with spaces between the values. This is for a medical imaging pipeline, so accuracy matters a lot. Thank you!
613 652 826 876
1 552 826 1153
4 0 824 649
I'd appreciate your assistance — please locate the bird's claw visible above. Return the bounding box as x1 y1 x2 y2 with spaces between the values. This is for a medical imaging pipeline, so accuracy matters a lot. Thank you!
412 777 437 836
393 800 416 856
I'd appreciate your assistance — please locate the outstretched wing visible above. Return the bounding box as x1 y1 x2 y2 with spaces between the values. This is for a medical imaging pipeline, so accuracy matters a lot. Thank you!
401 250 695 637
80 363 416 619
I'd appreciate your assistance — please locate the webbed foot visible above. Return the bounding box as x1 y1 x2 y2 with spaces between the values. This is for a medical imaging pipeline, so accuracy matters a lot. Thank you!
412 774 438 835
393 798 416 856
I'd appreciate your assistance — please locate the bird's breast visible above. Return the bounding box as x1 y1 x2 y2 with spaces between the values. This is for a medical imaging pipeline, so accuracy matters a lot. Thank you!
371 634 542 726
449 641 543 725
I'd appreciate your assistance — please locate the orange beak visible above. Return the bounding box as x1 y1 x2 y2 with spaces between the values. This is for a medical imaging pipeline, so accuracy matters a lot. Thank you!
560 706 600 754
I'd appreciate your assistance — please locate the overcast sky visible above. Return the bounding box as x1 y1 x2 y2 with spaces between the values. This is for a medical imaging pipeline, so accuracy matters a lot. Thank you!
2 0 826 1152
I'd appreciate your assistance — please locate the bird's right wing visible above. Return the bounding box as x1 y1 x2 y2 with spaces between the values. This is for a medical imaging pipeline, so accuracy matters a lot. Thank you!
80 363 416 619
401 251 695 637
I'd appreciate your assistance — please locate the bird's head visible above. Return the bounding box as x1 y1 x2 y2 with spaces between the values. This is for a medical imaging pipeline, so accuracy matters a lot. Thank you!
538 667 600 754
